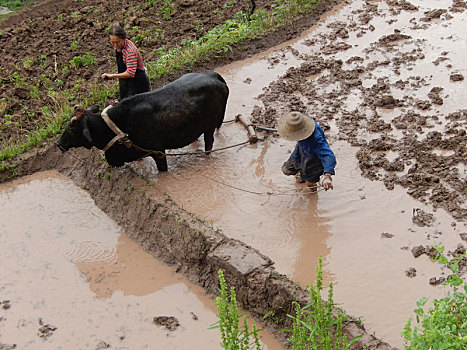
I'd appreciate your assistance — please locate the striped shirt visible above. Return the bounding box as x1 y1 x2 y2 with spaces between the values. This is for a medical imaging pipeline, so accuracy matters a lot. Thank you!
118 39 145 77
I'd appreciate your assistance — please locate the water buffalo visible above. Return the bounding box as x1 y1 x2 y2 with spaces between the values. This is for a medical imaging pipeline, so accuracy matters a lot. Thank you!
57 71 229 171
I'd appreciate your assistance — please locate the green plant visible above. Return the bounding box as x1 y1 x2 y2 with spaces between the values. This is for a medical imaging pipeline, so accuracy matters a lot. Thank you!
402 243 467 349
22 57 33 69
12 71 25 86
70 39 80 52
285 257 361 349
211 269 263 349
69 52 96 69
29 85 40 99
160 0 174 20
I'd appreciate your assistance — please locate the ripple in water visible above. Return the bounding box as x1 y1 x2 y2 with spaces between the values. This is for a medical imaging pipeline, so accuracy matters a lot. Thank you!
65 241 118 264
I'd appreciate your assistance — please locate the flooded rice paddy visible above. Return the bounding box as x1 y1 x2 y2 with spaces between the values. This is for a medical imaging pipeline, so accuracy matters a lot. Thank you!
0 171 282 349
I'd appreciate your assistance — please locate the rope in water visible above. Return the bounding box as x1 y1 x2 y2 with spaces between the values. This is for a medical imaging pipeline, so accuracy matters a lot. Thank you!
182 163 323 197
65 148 322 197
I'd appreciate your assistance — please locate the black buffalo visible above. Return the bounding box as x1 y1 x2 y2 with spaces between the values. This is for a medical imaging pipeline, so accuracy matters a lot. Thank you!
57 71 229 171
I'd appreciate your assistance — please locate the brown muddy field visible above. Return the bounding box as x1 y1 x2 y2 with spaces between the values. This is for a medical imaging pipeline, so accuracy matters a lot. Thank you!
1 0 467 349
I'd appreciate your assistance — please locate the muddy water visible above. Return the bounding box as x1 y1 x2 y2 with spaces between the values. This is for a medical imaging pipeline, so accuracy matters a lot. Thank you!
0 171 282 349
133 0 467 347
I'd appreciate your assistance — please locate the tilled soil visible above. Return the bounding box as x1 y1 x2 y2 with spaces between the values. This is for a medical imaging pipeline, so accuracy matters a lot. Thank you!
0 0 340 145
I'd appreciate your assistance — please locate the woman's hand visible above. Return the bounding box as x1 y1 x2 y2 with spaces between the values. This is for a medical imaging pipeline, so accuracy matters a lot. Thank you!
101 73 113 80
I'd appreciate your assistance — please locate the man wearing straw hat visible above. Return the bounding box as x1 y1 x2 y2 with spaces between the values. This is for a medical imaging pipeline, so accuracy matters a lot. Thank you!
277 111 336 191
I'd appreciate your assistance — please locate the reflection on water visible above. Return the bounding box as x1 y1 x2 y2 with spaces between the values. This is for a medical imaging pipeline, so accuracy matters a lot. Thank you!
0 171 282 349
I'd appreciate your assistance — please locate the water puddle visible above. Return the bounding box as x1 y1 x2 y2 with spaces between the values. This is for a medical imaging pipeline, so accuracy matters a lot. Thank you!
0 171 282 349
132 0 467 347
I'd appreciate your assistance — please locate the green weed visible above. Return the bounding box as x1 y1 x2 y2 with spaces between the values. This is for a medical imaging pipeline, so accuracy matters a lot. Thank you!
29 86 40 99
284 257 361 349
12 71 25 86
0 0 36 13
70 39 80 52
23 58 33 70
159 0 174 20
69 52 96 69
210 269 263 349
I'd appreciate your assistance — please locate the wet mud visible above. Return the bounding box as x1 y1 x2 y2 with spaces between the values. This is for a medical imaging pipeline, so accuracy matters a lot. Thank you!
0 144 397 349
250 0 466 221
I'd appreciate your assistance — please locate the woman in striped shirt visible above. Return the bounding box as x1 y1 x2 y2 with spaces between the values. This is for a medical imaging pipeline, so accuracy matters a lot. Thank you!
101 24 151 99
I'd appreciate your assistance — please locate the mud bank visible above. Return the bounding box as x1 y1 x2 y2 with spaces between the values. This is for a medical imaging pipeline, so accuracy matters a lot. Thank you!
0 145 397 350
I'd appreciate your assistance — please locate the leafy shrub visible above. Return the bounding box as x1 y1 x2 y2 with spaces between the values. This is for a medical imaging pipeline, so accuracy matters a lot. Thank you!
402 244 467 349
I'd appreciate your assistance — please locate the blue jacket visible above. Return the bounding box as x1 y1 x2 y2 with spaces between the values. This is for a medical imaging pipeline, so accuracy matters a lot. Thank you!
288 121 336 181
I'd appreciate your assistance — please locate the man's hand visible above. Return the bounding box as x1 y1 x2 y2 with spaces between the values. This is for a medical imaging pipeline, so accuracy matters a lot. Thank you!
322 173 333 191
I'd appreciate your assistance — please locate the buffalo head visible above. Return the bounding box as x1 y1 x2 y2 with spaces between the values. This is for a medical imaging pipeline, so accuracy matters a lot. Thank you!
57 105 99 151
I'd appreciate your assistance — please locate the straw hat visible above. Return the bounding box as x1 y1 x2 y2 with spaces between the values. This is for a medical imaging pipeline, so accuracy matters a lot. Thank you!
277 112 315 141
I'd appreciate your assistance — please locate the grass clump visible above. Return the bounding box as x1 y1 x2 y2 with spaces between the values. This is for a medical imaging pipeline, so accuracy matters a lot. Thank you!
211 269 263 349
0 95 73 162
0 0 37 13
